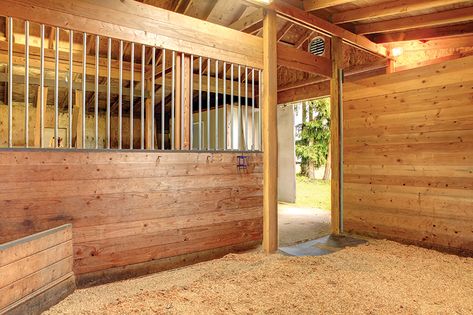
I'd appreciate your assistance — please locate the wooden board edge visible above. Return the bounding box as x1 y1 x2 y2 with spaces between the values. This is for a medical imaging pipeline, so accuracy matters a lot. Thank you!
0 224 72 251
76 240 261 288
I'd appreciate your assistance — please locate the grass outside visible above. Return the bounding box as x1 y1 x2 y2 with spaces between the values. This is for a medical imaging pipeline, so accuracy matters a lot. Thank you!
291 175 331 211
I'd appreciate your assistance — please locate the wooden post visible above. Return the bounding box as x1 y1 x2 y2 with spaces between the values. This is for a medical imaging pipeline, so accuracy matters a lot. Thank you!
262 9 278 253
34 86 48 147
330 36 343 234
72 90 83 148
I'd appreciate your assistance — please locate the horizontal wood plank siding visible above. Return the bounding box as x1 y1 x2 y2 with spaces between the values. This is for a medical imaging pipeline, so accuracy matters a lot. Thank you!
343 55 473 253
0 224 74 313
0 151 263 278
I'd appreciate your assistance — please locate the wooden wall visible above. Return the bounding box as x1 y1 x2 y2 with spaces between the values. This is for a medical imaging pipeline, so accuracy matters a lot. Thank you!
0 224 75 314
343 55 473 254
0 151 263 282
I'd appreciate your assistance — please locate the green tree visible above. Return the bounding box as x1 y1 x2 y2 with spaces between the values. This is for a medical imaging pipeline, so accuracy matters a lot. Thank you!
295 98 330 179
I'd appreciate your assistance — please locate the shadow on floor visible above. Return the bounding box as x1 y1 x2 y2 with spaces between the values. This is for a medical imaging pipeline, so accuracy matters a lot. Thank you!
279 234 367 257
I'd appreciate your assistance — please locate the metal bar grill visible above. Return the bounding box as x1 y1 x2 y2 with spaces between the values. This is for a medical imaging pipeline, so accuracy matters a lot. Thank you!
24 20 29 148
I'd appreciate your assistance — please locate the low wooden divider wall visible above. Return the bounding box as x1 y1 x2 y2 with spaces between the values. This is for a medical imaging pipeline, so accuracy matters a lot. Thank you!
0 151 263 285
0 224 75 314
343 55 473 254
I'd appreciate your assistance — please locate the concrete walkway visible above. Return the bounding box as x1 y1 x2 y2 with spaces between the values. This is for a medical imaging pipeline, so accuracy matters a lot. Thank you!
278 204 331 247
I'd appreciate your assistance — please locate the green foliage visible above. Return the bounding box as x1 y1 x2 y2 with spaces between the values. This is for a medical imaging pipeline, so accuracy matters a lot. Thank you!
295 98 330 171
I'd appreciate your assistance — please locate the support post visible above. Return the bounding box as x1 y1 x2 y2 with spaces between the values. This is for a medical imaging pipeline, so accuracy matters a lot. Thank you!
330 37 343 234
73 90 83 148
34 86 48 147
262 9 278 253
175 54 182 149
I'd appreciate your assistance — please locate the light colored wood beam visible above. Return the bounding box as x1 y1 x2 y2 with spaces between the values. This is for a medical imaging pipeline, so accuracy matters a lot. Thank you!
332 0 468 24
277 43 332 77
370 22 473 43
330 36 343 235
303 0 354 11
73 90 83 149
270 1 387 57
262 9 278 254
228 9 264 32
277 22 293 41
34 86 48 148
356 6 473 35
0 0 263 69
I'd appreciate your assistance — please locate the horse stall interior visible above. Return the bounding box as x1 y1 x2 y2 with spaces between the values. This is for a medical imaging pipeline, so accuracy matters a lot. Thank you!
0 0 472 313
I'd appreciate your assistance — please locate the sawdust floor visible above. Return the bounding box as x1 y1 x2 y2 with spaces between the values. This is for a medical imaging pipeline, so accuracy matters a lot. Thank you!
45 239 473 315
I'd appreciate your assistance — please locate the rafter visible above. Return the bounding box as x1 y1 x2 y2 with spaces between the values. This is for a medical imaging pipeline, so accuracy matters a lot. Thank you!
228 9 264 33
370 22 473 43
356 6 473 35
332 0 468 24
277 22 294 41
303 0 354 11
270 1 387 57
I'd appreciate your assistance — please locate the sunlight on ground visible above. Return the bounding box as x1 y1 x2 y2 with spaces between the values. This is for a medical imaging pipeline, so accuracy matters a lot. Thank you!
281 175 331 211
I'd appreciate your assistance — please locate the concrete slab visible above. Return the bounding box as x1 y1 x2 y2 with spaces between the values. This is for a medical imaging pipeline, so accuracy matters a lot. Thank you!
279 234 367 257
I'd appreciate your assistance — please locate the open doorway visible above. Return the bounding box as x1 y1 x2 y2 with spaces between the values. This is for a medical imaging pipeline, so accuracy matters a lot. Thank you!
278 98 331 247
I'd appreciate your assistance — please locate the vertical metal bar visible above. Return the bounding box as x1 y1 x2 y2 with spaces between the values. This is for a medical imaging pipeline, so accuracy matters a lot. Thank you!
171 51 175 150
7 17 13 147
251 68 255 151
180 52 184 150
161 49 166 150
151 47 156 150
198 56 202 151
82 32 86 149
54 27 59 148
339 68 345 233
40 24 45 148
245 66 248 151
237 65 241 150
215 60 219 150
25 21 29 148
130 42 134 149
107 37 111 149
95 35 99 149
230 64 234 150
207 59 210 150
118 40 123 149
223 62 226 151
190 55 193 150
258 69 262 150
141 45 145 150
68 30 73 149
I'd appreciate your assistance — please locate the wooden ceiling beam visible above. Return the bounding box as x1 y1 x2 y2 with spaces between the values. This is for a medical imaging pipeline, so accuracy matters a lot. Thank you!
277 43 332 78
356 6 473 35
370 22 473 43
332 0 467 24
277 22 294 41
270 1 387 57
303 0 354 11
228 9 264 32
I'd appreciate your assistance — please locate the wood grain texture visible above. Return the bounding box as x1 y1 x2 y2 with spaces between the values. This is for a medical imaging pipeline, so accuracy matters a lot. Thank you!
0 224 74 313
343 55 473 253
0 151 263 277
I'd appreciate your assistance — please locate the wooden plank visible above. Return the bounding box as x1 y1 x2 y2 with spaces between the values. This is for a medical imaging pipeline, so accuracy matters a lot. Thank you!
303 0 354 11
356 6 473 35
370 22 473 43
330 37 343 235
0 224 72 266
175 54 182 150
271 1 387 57
0 0 263 69
183 55 191 150
34 87 48 148
277 44 332 77
73 90 83 149
332 0 467 24
262 9 278 253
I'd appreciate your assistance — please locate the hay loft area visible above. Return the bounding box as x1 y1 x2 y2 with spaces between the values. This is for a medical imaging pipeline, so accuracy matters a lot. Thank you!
0 0 472 314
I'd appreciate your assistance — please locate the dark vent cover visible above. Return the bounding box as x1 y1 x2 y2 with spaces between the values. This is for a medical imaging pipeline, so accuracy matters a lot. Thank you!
309 37 325 56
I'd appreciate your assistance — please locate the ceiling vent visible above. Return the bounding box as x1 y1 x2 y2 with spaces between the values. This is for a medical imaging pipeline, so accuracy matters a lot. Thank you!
308 37 325 56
